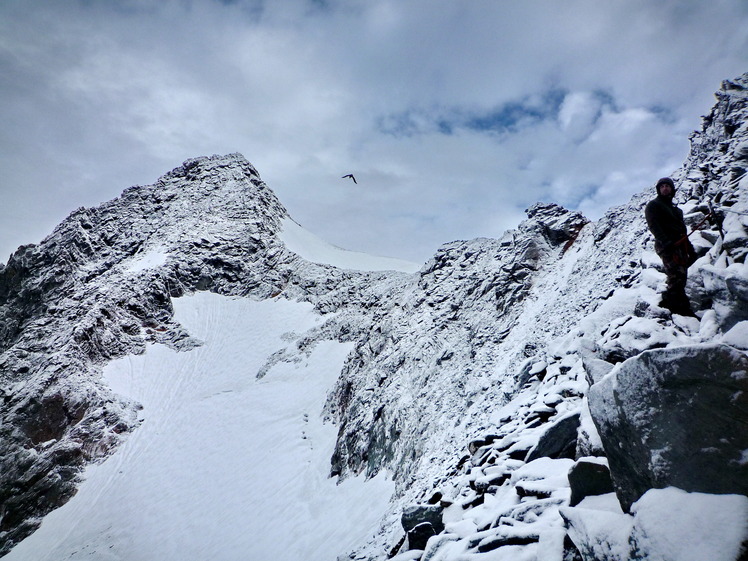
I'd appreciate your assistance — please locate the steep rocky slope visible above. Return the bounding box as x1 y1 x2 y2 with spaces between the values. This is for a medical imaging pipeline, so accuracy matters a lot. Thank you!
372 73 748 561
1 74 746 560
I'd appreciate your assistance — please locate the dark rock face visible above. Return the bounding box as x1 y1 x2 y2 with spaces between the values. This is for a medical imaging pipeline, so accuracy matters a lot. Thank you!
401 504 445 550
525 412 580 462
525 203 589 248
567 458 614 507
588 343 748 512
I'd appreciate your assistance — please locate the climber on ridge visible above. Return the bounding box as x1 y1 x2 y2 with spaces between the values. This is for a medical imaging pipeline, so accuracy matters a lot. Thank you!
645 177 697 317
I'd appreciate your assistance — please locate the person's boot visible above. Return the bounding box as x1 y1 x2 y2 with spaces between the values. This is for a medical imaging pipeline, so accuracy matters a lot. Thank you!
659 293 676 313
670 292 697 317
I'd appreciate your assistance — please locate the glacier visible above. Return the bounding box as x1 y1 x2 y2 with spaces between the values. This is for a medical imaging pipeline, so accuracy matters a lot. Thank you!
0 74 747 560
5 293 393 560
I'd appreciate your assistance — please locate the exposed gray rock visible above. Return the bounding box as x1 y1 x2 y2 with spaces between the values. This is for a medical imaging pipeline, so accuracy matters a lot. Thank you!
568 458 614 507
401 504 445 534
575 399 606 458
525 412 580 462
325 201 605 487
525 202 589 248
404 523 434 552
700 264 748 331
588 343 748 512
402 504 444 550
581 358 614 386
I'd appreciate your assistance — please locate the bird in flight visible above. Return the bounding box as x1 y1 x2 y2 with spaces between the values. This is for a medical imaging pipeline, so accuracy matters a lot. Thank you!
342 174 357 184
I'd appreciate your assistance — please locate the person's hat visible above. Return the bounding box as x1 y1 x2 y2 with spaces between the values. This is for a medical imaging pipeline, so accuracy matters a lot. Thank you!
656 177 675 194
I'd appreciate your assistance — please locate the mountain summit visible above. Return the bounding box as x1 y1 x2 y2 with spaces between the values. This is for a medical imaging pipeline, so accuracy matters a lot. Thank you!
1 74 747 560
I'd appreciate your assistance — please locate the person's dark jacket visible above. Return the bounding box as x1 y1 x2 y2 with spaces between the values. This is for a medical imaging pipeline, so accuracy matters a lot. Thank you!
645 194 687 252
645 180 697 267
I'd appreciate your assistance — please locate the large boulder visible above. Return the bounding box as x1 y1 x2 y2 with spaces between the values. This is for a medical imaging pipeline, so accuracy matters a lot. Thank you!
588 343 748 512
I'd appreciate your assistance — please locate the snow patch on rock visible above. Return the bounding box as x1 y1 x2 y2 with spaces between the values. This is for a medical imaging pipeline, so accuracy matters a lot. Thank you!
279 217 421 273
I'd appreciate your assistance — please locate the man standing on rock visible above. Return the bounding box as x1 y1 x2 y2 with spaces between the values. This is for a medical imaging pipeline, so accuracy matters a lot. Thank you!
645 177 697 316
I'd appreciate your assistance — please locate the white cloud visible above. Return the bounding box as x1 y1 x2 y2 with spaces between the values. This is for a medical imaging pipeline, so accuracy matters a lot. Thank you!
558 92 602 140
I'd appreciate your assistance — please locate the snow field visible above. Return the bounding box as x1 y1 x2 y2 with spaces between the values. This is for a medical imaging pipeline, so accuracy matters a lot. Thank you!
6 293 393 561
279 217 421 273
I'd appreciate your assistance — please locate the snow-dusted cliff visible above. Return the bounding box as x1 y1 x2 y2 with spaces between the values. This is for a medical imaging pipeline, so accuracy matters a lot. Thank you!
1 74 747 561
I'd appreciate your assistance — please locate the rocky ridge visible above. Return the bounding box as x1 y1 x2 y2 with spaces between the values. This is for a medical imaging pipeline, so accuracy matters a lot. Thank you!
0 74 747 560
371 74 748 561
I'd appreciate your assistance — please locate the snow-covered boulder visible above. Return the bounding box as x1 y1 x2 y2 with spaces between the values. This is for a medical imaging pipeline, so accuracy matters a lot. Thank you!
629 488 748 561
560 493 633 561
562 488 748 561
588 343 748 512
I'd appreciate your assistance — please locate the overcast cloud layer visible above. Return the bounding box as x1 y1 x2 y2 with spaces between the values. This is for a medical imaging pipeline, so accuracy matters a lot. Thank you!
1 0 747 264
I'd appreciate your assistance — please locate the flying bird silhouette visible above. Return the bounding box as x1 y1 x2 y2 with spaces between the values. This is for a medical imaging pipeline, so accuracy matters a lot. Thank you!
342 174 357 184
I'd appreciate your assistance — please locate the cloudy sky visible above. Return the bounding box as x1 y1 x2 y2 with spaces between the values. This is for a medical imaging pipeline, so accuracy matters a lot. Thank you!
1 0 747 264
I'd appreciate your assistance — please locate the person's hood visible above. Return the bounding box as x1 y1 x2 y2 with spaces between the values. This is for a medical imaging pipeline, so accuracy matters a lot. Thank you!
655 177 676 197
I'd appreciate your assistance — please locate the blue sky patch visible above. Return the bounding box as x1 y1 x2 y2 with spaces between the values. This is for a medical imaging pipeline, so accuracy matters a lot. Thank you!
378 89 568 138
466 89 567 134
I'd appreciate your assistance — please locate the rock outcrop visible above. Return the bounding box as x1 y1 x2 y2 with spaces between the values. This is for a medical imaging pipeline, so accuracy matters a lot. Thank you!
588 343 748 512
